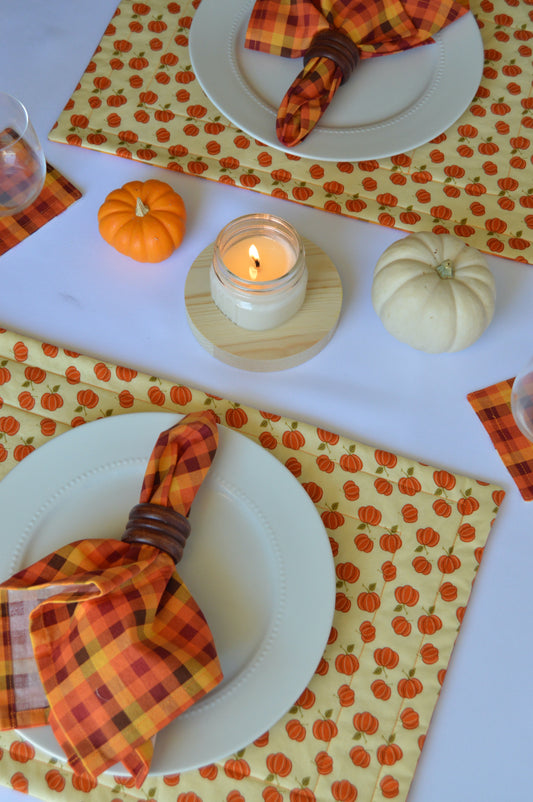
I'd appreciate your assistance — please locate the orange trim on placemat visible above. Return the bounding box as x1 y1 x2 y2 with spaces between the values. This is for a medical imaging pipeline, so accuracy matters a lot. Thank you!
468 377 533 501
0 163 82 256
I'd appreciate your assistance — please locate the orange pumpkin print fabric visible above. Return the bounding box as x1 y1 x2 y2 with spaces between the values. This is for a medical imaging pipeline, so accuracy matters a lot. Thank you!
49 0 533 264
0 325 504 802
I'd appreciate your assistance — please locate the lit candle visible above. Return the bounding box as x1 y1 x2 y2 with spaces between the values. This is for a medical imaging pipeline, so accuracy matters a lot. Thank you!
222 235 295 282
249 244 260 280
210 214 307 331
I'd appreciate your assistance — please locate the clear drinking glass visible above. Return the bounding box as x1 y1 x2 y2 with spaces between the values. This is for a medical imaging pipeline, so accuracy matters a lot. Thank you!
0 92 46 216
511 356 533 441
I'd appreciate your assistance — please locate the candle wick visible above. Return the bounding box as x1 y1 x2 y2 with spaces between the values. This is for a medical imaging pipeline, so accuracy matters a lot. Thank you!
249 255 260 280
248 244 260 279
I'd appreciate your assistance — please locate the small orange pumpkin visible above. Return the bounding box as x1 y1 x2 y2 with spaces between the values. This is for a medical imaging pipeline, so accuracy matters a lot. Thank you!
98 179 186 262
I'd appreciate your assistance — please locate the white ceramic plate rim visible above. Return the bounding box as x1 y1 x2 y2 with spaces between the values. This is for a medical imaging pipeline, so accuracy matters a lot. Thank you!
190 0 483 161
0 412 335 775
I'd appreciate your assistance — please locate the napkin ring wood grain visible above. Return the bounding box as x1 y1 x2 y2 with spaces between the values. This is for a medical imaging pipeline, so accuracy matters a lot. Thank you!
122 502 191 564
303 28 360 85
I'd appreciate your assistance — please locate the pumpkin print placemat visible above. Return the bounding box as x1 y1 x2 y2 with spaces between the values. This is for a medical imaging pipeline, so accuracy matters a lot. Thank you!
468 377 533 501
48 0 533 264
0 326 504 802
0 163 82 256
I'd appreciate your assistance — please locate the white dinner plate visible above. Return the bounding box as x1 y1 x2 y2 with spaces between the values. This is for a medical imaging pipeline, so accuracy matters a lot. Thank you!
0 412 335 775
190 0 483 161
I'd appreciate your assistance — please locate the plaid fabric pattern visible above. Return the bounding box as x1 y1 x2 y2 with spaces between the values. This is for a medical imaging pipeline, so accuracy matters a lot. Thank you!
468 379 533 501
0 128 43 215
245 0 469 146
0 161 82 256
0 410 223 785
276 56 342 147
140 410 219 514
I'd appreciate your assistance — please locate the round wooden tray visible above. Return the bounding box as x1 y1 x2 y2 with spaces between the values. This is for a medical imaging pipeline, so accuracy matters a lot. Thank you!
184 237 343 372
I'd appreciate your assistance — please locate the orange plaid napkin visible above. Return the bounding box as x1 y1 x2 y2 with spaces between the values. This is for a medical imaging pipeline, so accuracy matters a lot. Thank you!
245 0 469 146
0 410 223 785
0 162 82 256
468 379 533 501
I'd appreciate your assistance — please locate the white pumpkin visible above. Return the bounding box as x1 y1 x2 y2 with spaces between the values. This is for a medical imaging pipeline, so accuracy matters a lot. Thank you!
371 232 496 353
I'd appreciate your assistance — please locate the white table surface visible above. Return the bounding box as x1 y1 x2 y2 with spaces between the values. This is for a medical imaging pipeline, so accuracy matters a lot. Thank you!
1 2 532 801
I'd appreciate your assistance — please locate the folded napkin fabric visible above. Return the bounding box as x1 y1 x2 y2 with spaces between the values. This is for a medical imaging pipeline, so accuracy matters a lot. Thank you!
0 410 223 785
468 379 533 501
0 162 82 256
245 0 470 146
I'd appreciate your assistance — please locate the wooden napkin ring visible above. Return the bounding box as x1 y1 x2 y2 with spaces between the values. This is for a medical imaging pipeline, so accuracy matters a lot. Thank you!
303 28 360 85
122 502 191 564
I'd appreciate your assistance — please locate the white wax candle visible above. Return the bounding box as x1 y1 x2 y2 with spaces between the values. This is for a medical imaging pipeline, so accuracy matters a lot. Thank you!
210 268 307 330
222 235 295 281
210 214 308 331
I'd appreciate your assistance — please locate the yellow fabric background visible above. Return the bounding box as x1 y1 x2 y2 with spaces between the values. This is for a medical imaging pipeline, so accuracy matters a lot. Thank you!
0 327 504 801
48 0 533 264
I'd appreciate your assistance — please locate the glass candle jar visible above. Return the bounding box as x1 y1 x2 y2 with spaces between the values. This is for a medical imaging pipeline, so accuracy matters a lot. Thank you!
210 214 307 331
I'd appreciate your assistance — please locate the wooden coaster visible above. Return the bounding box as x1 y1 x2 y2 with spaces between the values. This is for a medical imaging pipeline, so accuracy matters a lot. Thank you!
184 237 343 372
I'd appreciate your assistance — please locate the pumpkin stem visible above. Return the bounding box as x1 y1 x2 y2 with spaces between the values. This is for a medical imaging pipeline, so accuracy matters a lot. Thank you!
135 197 150 217
435 259 454 279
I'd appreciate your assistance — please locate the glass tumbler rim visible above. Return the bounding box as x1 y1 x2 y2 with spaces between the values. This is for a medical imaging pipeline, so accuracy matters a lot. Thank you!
0 91 30 150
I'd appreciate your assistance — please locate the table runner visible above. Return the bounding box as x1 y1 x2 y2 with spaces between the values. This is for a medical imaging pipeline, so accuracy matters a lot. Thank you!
468 376 533 501
0 163 82 256
48 0 533 265
0 326 503 802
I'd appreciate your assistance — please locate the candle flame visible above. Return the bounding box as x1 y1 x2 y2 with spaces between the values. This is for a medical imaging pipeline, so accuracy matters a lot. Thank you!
249 244 260 280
